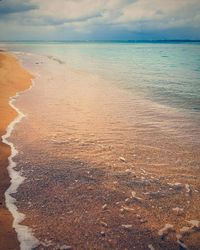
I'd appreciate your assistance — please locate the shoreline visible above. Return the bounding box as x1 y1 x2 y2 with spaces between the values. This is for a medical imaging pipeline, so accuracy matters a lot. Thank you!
0 52 34 249
11 52 200 249
1 50 199 249
2 87 39 250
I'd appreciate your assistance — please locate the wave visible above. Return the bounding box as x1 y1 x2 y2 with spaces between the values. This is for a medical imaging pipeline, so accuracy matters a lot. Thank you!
2 81 39 250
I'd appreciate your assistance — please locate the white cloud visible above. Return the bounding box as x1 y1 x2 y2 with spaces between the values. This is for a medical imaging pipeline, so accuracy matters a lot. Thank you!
113 0 200 30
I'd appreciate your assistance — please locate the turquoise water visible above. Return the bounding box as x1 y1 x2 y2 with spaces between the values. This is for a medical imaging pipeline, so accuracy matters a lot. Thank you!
4 42 200 112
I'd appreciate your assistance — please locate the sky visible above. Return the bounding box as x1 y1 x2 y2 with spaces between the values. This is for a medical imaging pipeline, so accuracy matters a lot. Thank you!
0 0 200 41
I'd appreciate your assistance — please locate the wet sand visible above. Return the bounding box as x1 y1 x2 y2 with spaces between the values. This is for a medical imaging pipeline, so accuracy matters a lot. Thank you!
10 54 200 249
0 52 32 250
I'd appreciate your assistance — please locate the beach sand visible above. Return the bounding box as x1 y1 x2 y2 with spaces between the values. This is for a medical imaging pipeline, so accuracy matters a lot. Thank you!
8 54 199 249
0 52 32 250
0 51 200 249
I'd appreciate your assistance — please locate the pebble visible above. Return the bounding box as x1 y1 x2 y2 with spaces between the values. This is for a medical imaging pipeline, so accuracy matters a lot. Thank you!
100 221 108 227
67 211 73 214
172 207 184 216
188 220 200 228
131 191 142 201
121 206 134 212
148 244 155 250
185 184 191 195
177 240 189 250
125 169 134 174
102 204 107 210
131 191 136 198
122 224 133 230
60 245 73 250
140 219 147 224
119 157 126 162
100 231 106 237
141 168 147 174
174 182 182 186
158 224 174 237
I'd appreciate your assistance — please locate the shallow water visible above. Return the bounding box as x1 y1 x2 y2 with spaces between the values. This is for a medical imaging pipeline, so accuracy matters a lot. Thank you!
6 51 199 249
2 43 200 249
3 42 200 112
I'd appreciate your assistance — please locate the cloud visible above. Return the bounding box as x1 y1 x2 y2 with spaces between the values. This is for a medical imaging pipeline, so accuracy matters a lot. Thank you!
0 0 38 15
0 0 133 25
0 0 200 40
113 0 200 30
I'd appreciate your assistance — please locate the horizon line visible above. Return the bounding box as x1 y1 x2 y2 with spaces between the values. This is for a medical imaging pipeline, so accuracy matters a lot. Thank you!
1 39 200 43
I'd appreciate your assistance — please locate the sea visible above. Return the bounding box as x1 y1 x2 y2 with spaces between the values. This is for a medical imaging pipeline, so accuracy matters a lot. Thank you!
4 41 200 112
1 41 200 250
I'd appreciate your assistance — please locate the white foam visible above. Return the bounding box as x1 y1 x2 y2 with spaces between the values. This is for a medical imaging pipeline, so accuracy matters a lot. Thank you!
2 81 39 250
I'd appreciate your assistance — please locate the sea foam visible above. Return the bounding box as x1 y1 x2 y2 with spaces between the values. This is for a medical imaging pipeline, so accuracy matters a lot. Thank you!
2 82 39 250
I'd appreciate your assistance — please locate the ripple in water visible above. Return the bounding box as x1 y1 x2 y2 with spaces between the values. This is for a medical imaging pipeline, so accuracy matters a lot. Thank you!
8 52 200 249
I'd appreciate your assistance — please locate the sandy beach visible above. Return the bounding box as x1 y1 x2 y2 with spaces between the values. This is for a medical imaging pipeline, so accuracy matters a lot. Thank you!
2 52 198 250
1 0 200 248
0 50 200 250
0 52 32 250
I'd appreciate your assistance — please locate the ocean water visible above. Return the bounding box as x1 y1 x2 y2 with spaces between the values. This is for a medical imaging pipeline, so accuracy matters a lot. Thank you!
4 41 200 112
1 42 200 249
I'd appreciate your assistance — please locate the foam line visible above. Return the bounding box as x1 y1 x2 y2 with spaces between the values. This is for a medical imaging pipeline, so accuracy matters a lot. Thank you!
2 81 39 250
